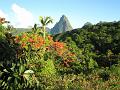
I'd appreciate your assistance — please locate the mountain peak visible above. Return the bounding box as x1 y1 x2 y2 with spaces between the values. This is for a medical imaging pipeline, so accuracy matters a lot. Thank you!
61 15 67 20
50 15 73 34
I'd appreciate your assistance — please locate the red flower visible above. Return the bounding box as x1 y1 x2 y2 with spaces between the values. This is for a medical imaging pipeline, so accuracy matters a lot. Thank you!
21 42 26 47
53 42 64 49
14 36 20 43
22 33 27 38
48 35 53 41
28 38 34 43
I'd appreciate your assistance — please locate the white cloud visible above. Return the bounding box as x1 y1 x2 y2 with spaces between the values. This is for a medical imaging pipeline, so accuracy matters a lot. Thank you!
0 9 7 18
12 3 34 28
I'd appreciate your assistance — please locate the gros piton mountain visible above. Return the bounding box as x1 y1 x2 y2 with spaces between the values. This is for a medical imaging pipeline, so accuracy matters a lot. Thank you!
50 15 73 34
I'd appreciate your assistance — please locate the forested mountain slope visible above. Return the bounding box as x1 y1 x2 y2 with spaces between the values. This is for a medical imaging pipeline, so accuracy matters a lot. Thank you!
54 21 120 67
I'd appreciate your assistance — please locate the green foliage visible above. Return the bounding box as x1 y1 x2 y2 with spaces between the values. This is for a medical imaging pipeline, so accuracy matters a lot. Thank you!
0 17 120 90
40 59 56 75
0 29 40 89
54 21 120 68
0 61 40 90
110 64 120 76
0 24 5 33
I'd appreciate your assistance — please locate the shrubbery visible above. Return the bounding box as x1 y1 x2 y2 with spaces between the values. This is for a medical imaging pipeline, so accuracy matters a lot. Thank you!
0 17 120 90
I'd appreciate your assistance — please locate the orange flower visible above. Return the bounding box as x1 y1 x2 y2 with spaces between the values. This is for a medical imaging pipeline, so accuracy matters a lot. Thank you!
15 35 19 39
22 33 27 38
28 38 34 43
57 50 64 56
48 35 53 41
53 42 64 49
15 39 20 43
68 53 75 57
14 35 20 43
34 43 41 49
21 42 26 48
37 37 44 42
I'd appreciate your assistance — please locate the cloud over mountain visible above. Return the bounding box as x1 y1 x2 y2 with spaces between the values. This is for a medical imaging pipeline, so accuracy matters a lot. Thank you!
12 3 34 28
0 9 7 18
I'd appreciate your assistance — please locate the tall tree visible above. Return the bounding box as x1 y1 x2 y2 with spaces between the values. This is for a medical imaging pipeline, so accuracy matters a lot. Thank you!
39 16 53 39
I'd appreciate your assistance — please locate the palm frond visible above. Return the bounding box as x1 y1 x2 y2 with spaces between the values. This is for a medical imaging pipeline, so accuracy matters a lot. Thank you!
45 17 53 26
39 16 45 26
46 20 53 25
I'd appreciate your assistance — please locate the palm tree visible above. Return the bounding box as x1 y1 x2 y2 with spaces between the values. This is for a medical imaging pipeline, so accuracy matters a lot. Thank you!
39 16 53 39
32 24 38 33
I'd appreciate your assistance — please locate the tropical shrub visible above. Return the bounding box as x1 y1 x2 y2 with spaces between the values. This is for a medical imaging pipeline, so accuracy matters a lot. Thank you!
0 34 40 90
0 17 120 90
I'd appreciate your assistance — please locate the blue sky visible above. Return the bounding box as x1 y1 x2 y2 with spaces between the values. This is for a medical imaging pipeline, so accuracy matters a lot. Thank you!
0 0 120 28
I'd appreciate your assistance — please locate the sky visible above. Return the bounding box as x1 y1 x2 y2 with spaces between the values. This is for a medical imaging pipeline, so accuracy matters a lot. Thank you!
0 0 120 28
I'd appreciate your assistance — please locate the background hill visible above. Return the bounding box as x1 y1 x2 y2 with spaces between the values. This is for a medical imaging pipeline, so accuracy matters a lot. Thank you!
53 21 120 67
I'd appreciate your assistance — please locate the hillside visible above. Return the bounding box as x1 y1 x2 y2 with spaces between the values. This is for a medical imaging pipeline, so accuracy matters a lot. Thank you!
54 21 120 67
12 28 32 35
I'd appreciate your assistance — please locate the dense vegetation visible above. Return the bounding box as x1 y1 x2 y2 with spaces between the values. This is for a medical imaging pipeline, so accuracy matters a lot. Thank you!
53 21 120 89
54 21 120 67
0 17 120 90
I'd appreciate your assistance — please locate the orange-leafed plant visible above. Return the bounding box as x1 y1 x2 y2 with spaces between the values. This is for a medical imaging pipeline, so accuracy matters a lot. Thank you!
14 32 76 67
14 33 45 50
46 41 76 67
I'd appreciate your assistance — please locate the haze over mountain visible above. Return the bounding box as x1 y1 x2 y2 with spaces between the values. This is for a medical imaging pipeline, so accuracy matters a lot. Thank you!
50 15 73 34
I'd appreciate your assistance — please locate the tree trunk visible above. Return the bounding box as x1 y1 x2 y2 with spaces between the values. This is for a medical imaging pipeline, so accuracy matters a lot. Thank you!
43 26 46 40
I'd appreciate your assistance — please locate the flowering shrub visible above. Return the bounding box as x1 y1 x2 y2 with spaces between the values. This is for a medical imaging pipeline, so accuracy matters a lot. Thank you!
1 17 120 90
14 32 76 67
14 33 45 50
